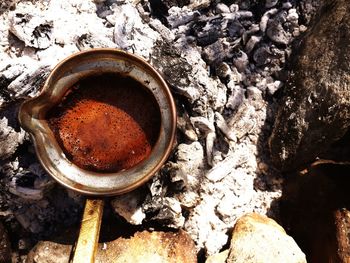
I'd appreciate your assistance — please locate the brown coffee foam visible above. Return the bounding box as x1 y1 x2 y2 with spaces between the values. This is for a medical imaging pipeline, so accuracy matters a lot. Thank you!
47 73 161 173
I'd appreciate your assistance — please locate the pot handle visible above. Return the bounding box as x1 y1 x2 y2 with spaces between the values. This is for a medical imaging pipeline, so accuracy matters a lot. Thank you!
72 198 104 263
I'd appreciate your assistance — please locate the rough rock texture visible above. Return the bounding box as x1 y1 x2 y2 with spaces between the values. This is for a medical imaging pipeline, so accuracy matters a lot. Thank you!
335 209 350 263
227 213 306 263
26 230 197 263
0 221 11 263
205 250 229 263
269 0 350 171
280 163 350 263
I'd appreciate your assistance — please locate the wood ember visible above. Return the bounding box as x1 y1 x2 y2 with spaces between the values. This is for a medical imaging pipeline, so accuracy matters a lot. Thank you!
0 0 319 258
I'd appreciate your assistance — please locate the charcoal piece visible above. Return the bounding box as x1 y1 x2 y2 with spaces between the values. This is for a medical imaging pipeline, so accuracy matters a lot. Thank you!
202 40 230 65
232 50 249 72
151 41 192 95
253 45 272 66
227 21 244 38
266 15 290 45
269 0 350 171
9 11 53 49
192 18 225 47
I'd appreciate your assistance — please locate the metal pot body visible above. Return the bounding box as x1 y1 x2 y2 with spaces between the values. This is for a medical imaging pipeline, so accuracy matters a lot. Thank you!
19 49 176 196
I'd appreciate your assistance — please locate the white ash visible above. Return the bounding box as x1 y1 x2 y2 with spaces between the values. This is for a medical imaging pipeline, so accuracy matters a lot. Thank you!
0 0 317 257
111 189 146 225
0 117 25 160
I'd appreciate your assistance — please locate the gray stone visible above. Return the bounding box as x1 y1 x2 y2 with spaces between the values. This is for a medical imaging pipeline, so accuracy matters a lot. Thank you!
227 213 306 263
269 0 350 171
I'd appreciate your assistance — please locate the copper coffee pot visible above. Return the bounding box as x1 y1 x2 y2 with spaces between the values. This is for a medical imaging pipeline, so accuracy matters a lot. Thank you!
18 49 176 262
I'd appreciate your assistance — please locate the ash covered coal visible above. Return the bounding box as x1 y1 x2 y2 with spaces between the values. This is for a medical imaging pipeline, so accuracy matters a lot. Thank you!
0 0 320 258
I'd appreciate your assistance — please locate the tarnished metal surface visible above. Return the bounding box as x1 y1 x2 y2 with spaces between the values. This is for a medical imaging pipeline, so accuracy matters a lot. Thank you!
18 49 176 196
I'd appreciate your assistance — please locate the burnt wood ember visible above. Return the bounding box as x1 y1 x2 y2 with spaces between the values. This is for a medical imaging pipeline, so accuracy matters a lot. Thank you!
47 73 161 173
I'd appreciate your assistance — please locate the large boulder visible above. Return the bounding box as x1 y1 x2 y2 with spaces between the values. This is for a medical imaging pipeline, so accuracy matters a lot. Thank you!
269 0 350 171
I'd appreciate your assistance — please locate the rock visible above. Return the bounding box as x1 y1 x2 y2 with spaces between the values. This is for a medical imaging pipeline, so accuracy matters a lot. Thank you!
27 230 197 263
0 222 11 263
206 250 229 263
280 162 350 263
26 241 71 263
227 213 306 263
269 0 350 171
335 208 350 262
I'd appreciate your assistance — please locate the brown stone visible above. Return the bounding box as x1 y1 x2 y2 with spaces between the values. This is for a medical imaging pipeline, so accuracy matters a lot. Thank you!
335 209 350 263
0 222 11 263
226 213 306 263
280 163 350 263
205 250 229 263
26 230 197 263
96 230 197 263
269 0 350 171
26 242 71 263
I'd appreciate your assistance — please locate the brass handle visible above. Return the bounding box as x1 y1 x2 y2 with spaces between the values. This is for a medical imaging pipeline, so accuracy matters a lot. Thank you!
72 199 104 263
